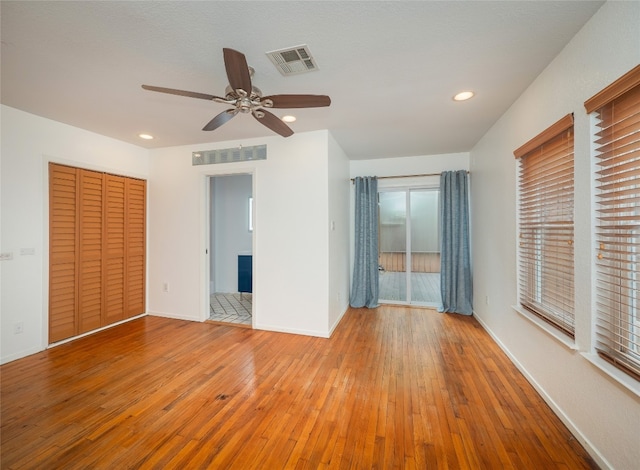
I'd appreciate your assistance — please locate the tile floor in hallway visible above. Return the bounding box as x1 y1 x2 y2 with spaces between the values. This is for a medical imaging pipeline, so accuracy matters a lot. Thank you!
209 292 252 326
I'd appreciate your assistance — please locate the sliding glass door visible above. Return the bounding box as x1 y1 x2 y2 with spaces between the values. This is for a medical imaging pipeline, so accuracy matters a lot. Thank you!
378 191 408 302
378 188 440 306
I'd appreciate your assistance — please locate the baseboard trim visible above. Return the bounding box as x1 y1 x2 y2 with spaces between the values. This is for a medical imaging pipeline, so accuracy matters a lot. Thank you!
2 314 149 364
48 313 148 349
327 305 349 337
147 310 201 322
472 311 611 470
1 346 45 365
254 323 330 338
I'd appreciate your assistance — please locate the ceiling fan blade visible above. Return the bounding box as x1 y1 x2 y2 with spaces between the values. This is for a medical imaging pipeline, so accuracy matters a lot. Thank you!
223 48 252 94
253 109 294 137
203 109 238 131
262 94 331 108
141 84 222 101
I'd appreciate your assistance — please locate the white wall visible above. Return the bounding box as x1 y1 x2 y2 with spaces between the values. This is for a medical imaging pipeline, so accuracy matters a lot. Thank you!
470 2 640 469
350 152 469 182
0 105 149 364
147 130 340 337
211 174 252 293
327 132 351 333
0 114 349 361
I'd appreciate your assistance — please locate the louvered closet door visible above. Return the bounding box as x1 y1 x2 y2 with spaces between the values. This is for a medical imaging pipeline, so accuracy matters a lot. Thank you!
49 164 79 343
50 165 146 342
125 178 146 318
104 174 126 325
78 169 104 333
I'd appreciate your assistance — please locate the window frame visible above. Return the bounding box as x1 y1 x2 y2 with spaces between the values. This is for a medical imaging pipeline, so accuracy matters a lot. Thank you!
514 113 576 338
585 65 640 381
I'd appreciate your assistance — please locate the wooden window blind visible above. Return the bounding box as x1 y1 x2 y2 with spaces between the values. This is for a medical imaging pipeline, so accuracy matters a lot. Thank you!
514 114 575 336
585 65 640 380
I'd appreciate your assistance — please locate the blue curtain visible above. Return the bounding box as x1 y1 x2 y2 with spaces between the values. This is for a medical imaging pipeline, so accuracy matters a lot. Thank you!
439 171 473 315
350 177 379 308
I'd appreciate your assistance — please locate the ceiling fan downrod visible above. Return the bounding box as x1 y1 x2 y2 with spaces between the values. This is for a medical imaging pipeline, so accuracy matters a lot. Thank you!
141 47 330 137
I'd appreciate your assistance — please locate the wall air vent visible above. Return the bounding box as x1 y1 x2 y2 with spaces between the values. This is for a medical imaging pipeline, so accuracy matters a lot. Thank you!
192 145 267 166
266 45 318 76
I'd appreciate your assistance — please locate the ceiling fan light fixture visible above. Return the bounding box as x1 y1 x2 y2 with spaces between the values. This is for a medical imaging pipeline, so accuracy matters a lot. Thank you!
282 115 296 123
142 48 330 138
453 91 475 101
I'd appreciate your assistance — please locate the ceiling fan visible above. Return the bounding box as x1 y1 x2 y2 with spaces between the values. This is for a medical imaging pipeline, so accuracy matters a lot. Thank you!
142 48 331 138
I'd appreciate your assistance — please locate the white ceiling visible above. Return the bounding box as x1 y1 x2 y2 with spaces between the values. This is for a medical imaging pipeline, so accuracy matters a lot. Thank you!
1 1 604 159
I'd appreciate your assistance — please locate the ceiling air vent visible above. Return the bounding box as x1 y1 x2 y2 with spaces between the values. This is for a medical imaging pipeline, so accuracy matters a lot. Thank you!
266 45 318 76
192 145 267 166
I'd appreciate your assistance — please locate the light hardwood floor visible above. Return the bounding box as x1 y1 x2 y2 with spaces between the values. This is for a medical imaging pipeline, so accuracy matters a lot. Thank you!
1 307 597 469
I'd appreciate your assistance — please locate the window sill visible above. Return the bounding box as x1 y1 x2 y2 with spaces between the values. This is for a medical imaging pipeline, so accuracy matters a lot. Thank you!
512 305 577 351
581 353 640 398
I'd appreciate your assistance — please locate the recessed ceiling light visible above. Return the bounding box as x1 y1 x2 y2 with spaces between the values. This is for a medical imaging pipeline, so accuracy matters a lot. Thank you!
282 115 297 123
453 91 475 101
138 133 154 140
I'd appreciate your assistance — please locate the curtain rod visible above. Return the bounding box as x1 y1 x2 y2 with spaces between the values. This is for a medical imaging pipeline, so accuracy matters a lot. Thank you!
350 171 469 182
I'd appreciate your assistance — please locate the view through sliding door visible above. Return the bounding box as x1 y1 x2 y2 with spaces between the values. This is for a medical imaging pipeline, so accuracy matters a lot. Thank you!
378 188 441 306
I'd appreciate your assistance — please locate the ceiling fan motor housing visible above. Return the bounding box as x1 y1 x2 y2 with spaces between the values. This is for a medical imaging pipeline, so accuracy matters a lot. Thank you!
142 48 330 137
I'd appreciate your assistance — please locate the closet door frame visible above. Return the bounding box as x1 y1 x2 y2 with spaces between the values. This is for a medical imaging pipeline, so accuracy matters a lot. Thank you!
48 162 146 344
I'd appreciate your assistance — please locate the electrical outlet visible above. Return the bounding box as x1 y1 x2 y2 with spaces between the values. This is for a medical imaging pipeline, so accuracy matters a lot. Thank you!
163 282 169 293
14 322 24 334
485 295 490 306
0 252 13 261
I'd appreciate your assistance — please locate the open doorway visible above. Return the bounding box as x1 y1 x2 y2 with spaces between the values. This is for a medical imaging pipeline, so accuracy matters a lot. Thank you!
209 174 253 326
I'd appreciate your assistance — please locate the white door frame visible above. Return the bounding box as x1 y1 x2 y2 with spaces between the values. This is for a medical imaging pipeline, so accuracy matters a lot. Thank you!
202 167 256 326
